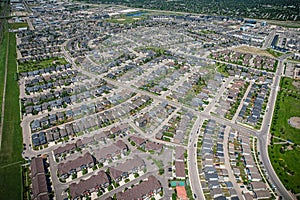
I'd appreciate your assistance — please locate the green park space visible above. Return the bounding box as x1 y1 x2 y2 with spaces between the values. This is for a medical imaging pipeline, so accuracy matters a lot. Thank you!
8 22 28 30
106 14 147 24
266 48 283 58
216 63 229 77
269 77 300 194
0 23 24 199
0 22 8 123
18 57 68 73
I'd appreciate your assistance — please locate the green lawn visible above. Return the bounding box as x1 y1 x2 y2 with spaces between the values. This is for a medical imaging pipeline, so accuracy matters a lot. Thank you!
269 77 300 194
216 63 229 77
0 32 24 200
269 145 300 194
105 15 147 24
0 21 8 123
271 78 300 143
280 77 300 93
8 22 28 30
266 48 283 58
18 57 68 73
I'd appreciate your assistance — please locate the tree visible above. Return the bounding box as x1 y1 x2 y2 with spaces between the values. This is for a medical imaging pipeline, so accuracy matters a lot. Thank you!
172 193 177 200
108 185 113 191
159 168 164 175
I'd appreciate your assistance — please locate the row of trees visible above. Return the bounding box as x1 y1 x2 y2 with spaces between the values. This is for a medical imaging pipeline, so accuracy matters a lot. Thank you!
81 0 299 21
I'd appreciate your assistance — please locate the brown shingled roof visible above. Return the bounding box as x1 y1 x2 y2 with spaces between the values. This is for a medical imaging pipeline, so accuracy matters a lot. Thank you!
130 135 146 147
109 167 123 181
94 140 128 161
116 175 161 200
175 161 186 178
53 143 76 156
31 157 45 178
109 156 145 180
69 170 109 199
36 193 50 200
114 140 128 150
32 174 48 198
57 152 95 176
175 146 185 161
145 141 163 152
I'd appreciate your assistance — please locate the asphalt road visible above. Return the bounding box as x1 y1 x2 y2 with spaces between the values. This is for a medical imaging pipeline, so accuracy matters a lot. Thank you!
187 116 205 200
258 59 295 200
19 38 296 200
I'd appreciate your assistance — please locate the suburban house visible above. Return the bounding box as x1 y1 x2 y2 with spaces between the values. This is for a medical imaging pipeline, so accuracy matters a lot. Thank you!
69 170 110 199
175 161 186 179
57 152 95 178
145 141 163 153
30 157 49 200
175 146 185 161
129 135 146 147
109 156 145 182
116 175 161 200
53 143 76 157
94 140 128 163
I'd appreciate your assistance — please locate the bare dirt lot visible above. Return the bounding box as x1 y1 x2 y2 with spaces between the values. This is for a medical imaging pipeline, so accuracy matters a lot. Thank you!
292 81 300 89
288 117 300 129
233 46 275 58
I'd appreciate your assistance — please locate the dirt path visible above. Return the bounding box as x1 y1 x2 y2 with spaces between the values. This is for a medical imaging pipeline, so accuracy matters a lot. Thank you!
0 32 9 150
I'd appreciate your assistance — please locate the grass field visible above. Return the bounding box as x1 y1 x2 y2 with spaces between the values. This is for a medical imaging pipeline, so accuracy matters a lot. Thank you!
271 77 300 143
216 63 229 77
269 77 300 194
233 46 275 58
267 20 300 28
8 22 28 30
269 145 300 194
0 21 8 124
18 57 68 72
0 31 24 200
266 48 284 58
106 15 146 24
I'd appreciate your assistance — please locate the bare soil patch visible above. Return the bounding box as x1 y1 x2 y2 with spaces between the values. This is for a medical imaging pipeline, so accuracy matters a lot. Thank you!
292 81 300 90
288 117 300 129
234 46 274 58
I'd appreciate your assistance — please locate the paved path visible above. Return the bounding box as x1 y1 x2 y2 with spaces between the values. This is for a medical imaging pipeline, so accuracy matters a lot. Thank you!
0 31 9 150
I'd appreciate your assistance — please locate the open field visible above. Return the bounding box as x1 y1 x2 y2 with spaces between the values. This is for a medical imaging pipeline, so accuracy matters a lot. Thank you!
269 145 300 194
18 57 68 72
267 20 300 29
0 32 23 200
266 48 284 58
0 21 8 125
233 46 275 58
106 15 147 24
8 22 28 30
271 77 300 143
269 77 300 194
